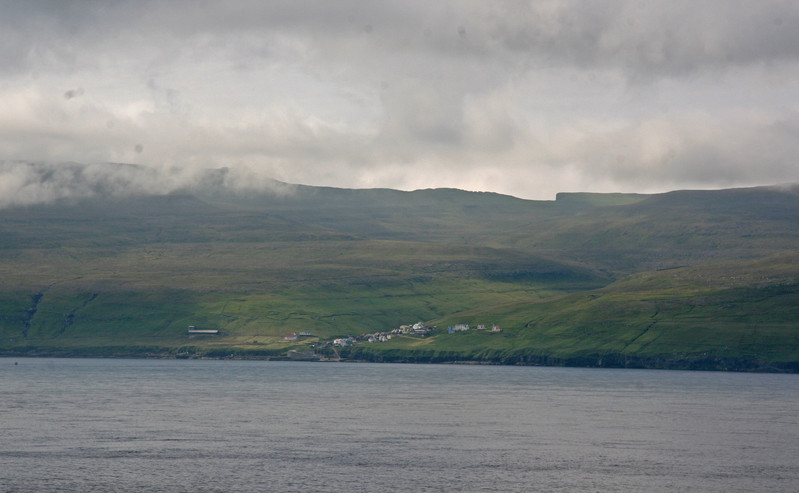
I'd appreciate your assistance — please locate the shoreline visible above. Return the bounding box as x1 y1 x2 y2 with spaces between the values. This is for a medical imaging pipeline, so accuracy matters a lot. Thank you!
2 346 797 373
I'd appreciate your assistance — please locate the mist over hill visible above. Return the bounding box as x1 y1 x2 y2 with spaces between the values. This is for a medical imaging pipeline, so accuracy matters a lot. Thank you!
1 162 797 371
0 161 294 210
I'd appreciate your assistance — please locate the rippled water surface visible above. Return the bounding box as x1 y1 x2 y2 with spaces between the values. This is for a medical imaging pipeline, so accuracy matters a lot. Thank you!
2 358 798 492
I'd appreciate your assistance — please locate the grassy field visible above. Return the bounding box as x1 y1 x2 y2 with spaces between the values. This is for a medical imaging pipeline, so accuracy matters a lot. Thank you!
1 177 797 370
415 255 799 368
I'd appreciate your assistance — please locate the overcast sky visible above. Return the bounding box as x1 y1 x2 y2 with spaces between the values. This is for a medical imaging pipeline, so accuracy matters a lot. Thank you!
1 0 798 202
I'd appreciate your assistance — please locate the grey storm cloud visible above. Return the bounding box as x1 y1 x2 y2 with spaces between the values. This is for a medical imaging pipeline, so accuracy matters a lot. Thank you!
0 0 797 203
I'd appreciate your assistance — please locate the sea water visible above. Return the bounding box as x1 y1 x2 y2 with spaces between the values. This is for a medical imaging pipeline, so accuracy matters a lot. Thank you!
1 358 798 492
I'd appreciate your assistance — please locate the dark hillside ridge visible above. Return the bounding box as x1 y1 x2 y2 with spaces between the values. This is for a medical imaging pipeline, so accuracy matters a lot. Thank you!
0 175 797 371
554 192 649 209
636 185 799 219
518 185 799 274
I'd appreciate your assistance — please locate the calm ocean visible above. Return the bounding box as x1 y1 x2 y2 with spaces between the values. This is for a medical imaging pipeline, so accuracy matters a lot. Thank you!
1 358 798 492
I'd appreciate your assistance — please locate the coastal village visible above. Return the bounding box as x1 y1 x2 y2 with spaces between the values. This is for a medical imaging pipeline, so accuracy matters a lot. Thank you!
188 321 502 360
283 321 502 349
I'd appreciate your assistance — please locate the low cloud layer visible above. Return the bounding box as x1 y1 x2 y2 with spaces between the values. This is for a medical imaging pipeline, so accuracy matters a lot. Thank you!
0 161 293 209
1 0 797 201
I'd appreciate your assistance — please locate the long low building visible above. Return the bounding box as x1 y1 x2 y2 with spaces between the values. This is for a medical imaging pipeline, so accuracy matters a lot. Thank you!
187 326 219 335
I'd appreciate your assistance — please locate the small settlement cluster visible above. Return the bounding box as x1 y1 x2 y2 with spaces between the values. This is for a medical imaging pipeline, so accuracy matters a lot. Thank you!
361 321 435 343
296 321 502 349
310 321 435 349
448 324 502 334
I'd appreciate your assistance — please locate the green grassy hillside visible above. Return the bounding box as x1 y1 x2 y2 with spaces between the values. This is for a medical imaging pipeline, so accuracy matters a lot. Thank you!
517 186 799 274
356 254 798 370
1 175 797 370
